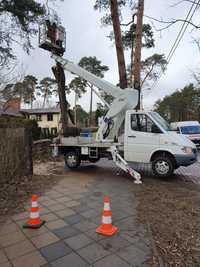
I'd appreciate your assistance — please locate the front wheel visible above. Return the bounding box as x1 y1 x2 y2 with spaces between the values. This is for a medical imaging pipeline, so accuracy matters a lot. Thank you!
152 156 174 177
65 151 80 169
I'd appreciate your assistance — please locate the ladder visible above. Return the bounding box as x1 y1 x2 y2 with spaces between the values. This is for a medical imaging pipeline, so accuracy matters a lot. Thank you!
110 146 142 184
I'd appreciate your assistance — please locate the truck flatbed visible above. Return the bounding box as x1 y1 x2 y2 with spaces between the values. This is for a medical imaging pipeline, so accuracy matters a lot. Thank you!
57 137 123 149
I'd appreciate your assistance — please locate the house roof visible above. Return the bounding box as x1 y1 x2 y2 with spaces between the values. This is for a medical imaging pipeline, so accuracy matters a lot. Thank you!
21 108 60 114
0 109 23 117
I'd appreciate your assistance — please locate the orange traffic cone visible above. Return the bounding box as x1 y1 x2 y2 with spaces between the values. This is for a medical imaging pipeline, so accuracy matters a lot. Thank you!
96 196 118 236
23 195 45 229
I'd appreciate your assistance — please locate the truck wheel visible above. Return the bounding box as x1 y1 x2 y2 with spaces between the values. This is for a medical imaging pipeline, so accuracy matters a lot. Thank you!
152 156 174 177
65 151 80 169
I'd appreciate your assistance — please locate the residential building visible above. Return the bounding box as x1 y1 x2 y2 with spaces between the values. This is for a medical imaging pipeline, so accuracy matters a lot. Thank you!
21 107 61 137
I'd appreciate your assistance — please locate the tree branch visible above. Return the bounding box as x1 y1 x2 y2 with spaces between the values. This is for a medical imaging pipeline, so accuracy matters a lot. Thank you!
144 15 200 31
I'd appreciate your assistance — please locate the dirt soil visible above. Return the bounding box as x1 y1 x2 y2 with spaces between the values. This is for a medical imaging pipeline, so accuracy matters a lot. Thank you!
136 176 200 267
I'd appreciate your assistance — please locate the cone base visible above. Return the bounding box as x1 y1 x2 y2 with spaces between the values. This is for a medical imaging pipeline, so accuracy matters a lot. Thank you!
23 220 46 229
96 225 118 236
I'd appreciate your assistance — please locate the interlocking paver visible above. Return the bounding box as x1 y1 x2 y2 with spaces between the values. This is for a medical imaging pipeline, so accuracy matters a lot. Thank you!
0 160 156 266
80 210 99 219
84 229 107 242
53 226 81 239
40 241 72 262
46 219 68 230
11 250 47 267
0 223 19 236
47 203 66 212
0 231 26 247
72 205 90 213
117 244 150 266
63 200 80 207
98 234 131 252
64 233 93 250
77 243 110 264
22 225 48 238
0 262 12 267
0 250 8 264
73 221 97 232
63 214 84 225
31 232 59 249
12 212 29 222
56 196 72 203
54 208 75 218
51 252 89 267
4 239 35 260
93 254 131 267
42 213 59 222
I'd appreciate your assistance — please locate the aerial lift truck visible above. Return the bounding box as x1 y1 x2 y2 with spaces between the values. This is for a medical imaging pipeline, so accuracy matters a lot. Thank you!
39 20 197 183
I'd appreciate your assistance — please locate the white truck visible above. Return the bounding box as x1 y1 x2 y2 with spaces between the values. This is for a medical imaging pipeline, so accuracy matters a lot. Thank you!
50 55 197 182
171 121 200 148
38 20 197 182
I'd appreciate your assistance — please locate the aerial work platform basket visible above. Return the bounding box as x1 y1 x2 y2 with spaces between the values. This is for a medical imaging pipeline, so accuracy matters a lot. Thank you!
39 20 66 55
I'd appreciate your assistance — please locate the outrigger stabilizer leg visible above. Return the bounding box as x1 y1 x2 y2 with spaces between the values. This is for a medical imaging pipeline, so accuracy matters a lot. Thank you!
110 146 142 184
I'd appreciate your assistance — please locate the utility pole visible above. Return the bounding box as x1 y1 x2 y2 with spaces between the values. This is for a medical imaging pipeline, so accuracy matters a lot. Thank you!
132 0 144 110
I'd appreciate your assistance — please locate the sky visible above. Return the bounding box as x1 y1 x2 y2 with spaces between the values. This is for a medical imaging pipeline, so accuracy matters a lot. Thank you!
15 0 200 111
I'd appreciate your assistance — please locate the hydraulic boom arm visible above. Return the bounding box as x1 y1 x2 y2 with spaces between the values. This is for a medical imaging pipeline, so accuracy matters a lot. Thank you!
52 54 138 142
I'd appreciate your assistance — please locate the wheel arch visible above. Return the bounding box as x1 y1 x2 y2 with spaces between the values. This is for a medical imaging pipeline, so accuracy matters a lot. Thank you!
150 150 177 167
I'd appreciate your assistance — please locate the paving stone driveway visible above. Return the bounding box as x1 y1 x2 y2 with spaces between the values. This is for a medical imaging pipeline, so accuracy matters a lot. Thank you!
0 162 155 267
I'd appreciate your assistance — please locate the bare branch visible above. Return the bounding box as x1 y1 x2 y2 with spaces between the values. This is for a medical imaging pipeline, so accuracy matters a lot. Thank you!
144 15 200 31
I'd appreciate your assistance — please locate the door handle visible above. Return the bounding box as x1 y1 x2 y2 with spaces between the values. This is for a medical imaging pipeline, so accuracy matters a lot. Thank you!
128 135 136 138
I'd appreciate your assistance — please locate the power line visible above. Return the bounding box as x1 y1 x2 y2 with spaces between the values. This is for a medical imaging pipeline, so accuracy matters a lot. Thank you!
150 0 200 90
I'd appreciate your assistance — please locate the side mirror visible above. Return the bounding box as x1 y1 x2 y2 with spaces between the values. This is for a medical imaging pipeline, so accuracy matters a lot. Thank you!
152 124 162 134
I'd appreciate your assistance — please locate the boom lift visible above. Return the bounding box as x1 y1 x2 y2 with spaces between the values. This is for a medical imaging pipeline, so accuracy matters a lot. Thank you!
39 21 197 181
39 20 142 184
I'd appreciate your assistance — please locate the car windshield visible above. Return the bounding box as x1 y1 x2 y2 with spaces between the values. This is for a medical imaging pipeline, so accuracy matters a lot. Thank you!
150 112 171 131
180 125 200 134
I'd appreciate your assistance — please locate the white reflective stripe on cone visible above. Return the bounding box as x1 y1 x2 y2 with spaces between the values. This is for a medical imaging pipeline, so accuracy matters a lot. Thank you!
32 201 38 208
104 203 110 211
102 216 112 224
30 212 39 219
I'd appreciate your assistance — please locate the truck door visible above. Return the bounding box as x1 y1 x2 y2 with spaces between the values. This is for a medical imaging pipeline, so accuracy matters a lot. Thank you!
124 113 162 163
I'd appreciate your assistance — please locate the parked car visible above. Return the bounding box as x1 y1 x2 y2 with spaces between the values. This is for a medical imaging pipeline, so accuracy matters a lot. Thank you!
170 121 200 148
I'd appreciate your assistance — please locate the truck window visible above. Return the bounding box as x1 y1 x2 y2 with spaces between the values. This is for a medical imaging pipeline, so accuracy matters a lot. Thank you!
131 114 162 133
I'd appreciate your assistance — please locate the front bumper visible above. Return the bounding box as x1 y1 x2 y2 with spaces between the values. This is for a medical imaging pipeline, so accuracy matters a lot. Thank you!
175 150 197 167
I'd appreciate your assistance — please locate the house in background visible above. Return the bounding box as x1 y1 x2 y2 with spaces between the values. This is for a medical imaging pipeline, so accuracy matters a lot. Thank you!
21 107 61 137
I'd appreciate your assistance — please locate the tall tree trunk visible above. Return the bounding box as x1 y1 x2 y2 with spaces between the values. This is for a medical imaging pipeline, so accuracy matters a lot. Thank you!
89 85 93 126
132 0 144 109
110 0 127 89
52 63 69 136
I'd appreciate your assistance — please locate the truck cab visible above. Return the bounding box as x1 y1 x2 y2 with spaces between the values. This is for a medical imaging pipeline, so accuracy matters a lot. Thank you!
124 111 197 177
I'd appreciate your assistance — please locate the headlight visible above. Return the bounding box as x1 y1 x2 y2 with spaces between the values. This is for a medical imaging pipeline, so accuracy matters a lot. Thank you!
181 147 193 155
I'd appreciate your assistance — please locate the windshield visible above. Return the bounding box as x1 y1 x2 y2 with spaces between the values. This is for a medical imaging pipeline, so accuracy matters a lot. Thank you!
150 112 171 131
180 125 200 134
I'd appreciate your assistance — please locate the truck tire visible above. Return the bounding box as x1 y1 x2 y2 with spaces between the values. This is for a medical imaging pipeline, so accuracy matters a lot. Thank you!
65 151 80 169
152 156 174 177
